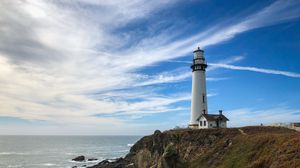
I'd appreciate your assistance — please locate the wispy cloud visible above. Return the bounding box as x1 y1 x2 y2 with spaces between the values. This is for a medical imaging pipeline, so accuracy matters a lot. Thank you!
207 56 245 71
209 63 300 78
122 0 300 67
139 55 244 86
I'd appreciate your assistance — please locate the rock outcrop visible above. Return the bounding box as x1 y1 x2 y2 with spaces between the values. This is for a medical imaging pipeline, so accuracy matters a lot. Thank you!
72 155 85 162
89 126 300 168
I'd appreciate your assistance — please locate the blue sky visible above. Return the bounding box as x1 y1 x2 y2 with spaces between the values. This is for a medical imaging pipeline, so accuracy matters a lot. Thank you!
0 0 300 135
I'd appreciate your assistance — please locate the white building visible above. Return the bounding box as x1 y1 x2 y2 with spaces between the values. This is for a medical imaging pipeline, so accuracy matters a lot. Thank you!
197 110 229 129
271 122 300 132
188 47 229 129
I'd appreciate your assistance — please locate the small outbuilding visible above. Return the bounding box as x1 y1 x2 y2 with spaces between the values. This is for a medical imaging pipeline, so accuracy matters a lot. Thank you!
197 110 229 129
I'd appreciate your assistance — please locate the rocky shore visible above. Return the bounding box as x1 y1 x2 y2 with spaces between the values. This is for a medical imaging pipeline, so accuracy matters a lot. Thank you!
87 126 300 168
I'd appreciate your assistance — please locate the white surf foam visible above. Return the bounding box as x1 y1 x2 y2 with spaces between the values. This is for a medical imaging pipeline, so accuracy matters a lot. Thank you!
0 152 27 155
41 163 56 166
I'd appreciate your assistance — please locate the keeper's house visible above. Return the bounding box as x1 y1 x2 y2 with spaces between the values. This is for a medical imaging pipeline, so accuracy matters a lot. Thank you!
197 110 229 129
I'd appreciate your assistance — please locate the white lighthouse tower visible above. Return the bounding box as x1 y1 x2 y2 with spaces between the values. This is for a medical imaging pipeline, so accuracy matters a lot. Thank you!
189 47 208 128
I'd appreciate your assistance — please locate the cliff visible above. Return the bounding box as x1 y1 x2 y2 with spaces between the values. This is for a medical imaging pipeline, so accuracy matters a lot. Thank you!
90 126 300 168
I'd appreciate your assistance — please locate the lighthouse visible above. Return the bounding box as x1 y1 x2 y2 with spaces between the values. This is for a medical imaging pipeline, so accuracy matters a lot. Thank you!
189 47 208 128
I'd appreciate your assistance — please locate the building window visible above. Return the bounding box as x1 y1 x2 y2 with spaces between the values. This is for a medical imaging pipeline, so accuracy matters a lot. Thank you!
204 121 206 126
203 95 205 103
200 121 202 126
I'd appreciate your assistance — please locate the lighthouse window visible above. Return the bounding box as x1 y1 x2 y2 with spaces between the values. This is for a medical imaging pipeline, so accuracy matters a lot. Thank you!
203 95 205 103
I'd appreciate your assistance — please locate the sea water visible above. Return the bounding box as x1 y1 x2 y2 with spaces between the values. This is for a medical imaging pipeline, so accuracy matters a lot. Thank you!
0 136 141 168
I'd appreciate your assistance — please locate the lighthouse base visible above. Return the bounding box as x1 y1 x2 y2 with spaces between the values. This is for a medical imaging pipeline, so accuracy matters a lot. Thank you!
188 124 198 129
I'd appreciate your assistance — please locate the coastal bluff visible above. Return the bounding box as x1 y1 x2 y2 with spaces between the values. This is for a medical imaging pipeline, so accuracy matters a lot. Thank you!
89 126 300 168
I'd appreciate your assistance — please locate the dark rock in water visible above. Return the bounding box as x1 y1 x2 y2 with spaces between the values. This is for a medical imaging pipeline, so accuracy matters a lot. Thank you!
99 159 109 165
88 158 132 168
88 158 98 161
72 155 85 162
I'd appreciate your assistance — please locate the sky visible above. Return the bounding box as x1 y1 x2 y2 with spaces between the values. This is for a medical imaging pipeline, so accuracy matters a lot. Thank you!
0 0 300 135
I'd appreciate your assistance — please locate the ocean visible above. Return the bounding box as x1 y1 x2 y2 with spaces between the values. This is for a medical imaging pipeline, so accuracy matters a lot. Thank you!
0 135 141 168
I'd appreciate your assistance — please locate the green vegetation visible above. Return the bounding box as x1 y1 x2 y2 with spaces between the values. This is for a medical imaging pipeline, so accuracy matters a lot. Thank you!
163 143 177 158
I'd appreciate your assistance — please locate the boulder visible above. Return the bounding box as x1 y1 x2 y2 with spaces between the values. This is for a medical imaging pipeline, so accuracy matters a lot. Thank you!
88 158 130 168
88 158 98 161
72 155 85 162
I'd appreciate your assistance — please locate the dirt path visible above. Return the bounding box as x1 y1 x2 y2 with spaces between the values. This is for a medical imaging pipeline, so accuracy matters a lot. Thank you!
238 129 247 135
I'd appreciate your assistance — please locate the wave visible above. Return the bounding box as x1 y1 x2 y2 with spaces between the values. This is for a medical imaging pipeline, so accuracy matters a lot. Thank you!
41 163 56 166
0 152 28 155
65 152 76 155
7 165 22 168
87 159 99 163
127 143 134 147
